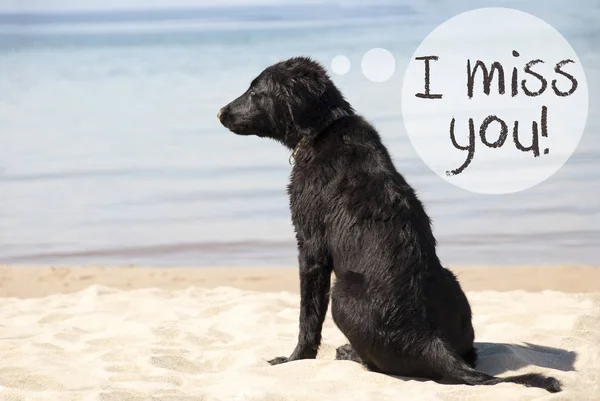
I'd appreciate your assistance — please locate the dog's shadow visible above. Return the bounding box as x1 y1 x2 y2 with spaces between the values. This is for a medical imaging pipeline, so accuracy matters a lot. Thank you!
398 342 577 385
474 342 577 375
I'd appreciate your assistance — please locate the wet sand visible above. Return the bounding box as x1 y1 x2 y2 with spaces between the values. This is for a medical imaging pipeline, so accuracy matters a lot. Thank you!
1 264 598 298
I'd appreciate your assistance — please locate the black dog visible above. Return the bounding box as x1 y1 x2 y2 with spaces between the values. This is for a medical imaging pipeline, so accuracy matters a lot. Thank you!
218 56 561 393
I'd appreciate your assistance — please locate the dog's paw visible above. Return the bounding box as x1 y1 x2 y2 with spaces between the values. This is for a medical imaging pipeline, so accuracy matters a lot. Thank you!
267 356 289 365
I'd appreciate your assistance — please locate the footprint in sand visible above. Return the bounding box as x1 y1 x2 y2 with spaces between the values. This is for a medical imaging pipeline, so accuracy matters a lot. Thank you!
104 363 143 374
37 313 75 324
53 327 87 342
150 355 200 374
99 390 146 401
151 348 191 356
108 373 183 387
151 395 205 401
152 326 181 341
0 368 64 391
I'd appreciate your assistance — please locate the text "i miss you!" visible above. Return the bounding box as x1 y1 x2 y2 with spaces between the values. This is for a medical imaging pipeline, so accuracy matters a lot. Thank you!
415 51 579 176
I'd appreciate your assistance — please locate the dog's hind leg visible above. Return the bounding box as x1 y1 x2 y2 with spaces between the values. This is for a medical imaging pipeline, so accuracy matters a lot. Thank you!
335 343 364 364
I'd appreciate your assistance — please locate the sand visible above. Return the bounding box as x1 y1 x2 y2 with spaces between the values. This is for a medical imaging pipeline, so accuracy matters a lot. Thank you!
0 265 598 400
2 265 600 298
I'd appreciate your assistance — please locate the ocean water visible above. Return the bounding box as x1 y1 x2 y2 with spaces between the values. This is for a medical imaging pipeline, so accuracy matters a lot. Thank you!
0 1 598 266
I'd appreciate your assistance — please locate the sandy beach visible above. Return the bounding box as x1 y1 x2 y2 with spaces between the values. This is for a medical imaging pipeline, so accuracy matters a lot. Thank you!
0 265 599 401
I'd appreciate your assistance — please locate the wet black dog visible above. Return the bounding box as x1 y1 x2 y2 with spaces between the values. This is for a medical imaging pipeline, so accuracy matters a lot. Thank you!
217 56 561 393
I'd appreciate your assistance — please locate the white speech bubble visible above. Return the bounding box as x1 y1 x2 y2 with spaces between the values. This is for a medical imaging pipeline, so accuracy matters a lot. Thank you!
402 8 589 194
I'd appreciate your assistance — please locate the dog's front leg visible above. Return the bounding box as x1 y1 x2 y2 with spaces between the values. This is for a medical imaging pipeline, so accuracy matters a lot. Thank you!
268 243 331 365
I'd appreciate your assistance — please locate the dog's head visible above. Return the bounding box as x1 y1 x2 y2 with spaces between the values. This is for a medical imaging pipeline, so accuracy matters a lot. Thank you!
218 56 353 149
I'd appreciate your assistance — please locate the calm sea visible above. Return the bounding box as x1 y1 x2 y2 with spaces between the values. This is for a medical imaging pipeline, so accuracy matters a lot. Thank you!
0 1 598 266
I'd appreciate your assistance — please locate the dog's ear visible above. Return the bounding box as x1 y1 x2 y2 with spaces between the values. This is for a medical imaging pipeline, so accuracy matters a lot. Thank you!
285 74 333 140
276 56 353 144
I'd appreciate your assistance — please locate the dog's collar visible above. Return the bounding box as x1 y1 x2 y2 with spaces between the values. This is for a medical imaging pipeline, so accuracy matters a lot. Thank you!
288 110 352 165
289 136 310 165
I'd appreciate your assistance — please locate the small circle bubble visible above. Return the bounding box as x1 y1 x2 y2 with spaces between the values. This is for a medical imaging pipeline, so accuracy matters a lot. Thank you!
331 55 351 75
361 48 396 82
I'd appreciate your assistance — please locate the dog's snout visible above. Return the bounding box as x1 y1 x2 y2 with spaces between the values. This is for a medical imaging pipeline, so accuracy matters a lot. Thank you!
217 106 231 122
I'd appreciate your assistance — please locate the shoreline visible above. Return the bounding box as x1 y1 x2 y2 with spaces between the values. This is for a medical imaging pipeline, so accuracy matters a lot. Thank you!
1 264 598 298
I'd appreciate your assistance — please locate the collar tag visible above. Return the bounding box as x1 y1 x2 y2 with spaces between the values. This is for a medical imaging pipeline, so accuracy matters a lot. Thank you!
289 137 308 165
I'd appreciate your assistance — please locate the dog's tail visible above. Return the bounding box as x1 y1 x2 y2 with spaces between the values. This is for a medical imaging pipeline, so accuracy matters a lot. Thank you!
428 337 562 393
